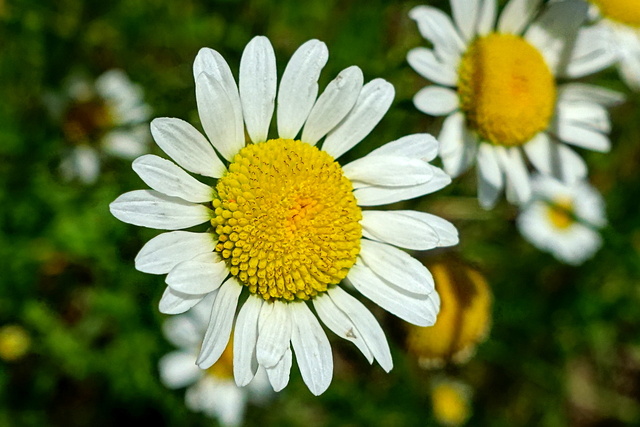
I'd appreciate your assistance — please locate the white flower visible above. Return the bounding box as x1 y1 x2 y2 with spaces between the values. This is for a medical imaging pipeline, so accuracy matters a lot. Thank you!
159 295 271 427
569 0 640 90
407 0 623 209
110 36 458 395
53 69 152 184
516 174 606 265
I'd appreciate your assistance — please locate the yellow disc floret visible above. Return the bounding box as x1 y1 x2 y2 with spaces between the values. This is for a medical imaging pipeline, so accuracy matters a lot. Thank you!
547 197 574 230
592 0 640 27
458 33 556 147
212 138 362 302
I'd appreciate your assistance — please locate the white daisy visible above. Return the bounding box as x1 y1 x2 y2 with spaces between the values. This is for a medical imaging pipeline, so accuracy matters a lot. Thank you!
110 36 458 395
159 295 271 427
516 174 606 265
52 69 152 184
407 0 623 209
569 0 640 90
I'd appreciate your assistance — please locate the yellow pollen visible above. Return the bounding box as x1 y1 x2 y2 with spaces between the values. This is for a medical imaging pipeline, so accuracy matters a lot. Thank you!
547 197 574 229
457 33 556 147
212 138 362 302
206 338 234 380
592 0 640 27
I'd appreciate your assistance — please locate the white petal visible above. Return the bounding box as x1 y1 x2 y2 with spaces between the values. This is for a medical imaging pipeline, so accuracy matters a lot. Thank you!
109 190 212 230
63 146 100 184
566 26 617 78
233 295 263 387
438 112 477 177
277 40 328 139
476 0 497 36
498 0 542 35
256 301 292 369
400 211 459 247
360 210 439 250
322 79 394 159
344 155 433 187
313 293 374 364
406 47 457 87
366 133 439 162
451 0 479 41
523 132 587 183
289 303 333 396
196 72 246 161
265 346 292 392
557 144 587 183
162 311 202 349
150 118 226 178
359 239 434 295
558 83 624 107
347 263 439 327
196 278 243 368
301 66 364 145
159 286 206 315
158 351 202 389
476 143 504 209
413 86 459 116
494 146 531 205
353 166 450 206
102 128 149 159
408 6 465 64
166 252 229 294
557 101 610 133
132 155 214 203
135 231 215 274
326 287 393 372
239 36 277 143
555 122 610 152
524 0 588 74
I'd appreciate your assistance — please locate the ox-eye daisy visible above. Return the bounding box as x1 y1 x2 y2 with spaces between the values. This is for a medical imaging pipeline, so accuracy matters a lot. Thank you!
517 175 606 265
110 36 458 395
407 0 623 208
569 0 640 90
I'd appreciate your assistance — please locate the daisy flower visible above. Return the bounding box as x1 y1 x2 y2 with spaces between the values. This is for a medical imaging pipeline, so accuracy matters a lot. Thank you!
110 36 458 395
48 69 152 184
569 0 640 90
405 258 491 368
159 295 271 427
516 174 606 265
407 0 623 209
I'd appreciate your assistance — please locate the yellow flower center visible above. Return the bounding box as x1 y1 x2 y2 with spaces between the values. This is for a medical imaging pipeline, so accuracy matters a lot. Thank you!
592 0 640 27
206 338 234 380
63 99 114 144
457 33 556 147
0 325 31 362
431 382 471 427
546 197 574 229
212 138 362 301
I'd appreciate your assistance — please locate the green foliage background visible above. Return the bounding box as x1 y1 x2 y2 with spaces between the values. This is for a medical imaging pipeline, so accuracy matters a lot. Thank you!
1 0 639 426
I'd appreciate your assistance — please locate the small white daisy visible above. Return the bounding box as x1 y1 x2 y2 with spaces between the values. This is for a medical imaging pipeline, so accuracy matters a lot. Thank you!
407 0 623 209
51 69 152 184
110 36 458 395
569 0 640 90
516 174 606 265
159 295 271 427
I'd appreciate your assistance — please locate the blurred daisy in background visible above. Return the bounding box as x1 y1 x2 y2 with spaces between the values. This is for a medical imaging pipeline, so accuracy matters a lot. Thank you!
570 0 640 90
159 295 271 427
46 69 151 184
430 378 472 427
517 174 606 265
110 35 458 395
406 258 491 368
407 0 623 209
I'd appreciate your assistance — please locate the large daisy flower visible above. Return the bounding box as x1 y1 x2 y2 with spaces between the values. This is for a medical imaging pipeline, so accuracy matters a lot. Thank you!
516 174 606 265
569 0 640 90
110 36 458 395
159 295 271 427
47 69 152 184
407 0 623 209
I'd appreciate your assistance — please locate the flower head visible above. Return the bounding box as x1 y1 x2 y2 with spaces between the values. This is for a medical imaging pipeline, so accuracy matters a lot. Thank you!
47 69 152 184
110 36 458 395
407 0 623 208
517 175 606 265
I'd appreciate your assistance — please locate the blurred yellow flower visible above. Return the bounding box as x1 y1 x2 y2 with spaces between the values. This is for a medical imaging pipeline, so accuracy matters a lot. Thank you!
406 259 491 367
0 324 31 362
431 379 472 426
